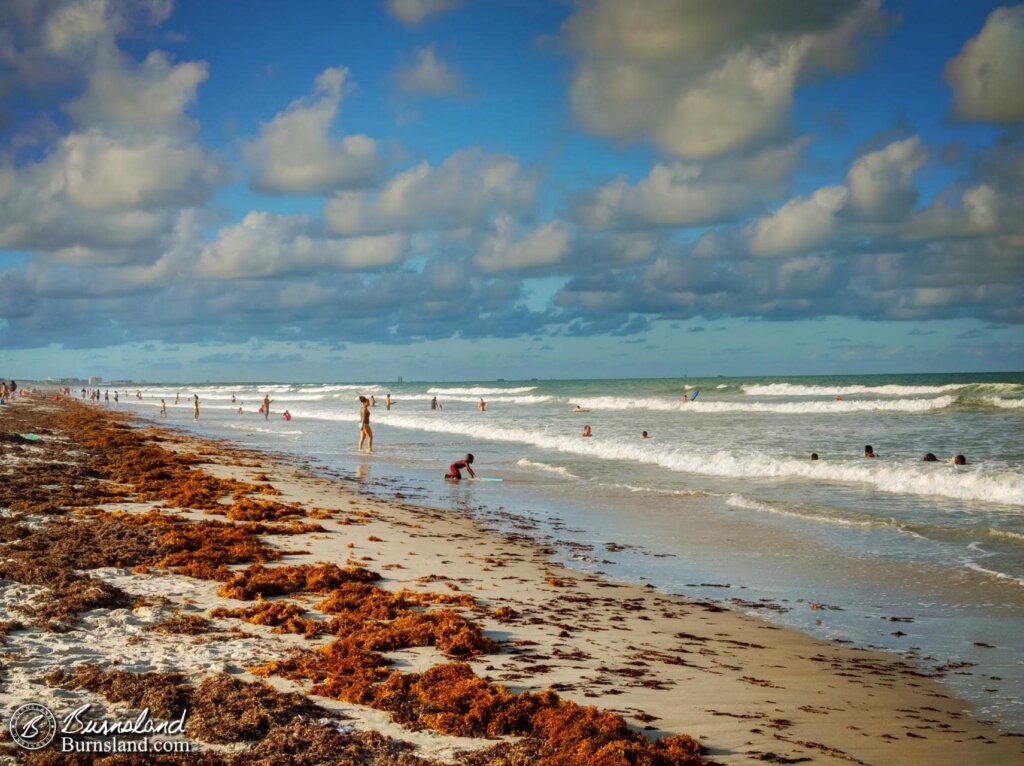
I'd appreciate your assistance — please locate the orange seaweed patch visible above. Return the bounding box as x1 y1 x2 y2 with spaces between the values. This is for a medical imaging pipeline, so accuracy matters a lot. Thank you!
218 563 379 600
372 663 703 765
222 497 306 523
338 611 497 658
252 639 391 705
210 602 325 638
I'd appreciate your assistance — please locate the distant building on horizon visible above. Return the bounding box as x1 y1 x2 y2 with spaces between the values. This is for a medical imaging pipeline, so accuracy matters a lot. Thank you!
88 376 103 384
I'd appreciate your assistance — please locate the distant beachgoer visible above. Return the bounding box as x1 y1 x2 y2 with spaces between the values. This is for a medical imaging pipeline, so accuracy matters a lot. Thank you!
445 453 476 480
582 424 592 437
283 410 291 422
370 395 377 407
952 454 967 465
641 431 649 439
922 453 938 462
385 394 392 410
431 396 439 410
810 453 819 460
175 392 180 405
358 396 373 452
237 407 243 414
573 404 584 412
864 445 877 458
835 395 843 401
262 394 272 421
193 394 200 420
479 398 486 412
231 394 236 404
113 391 119 408
160 399 167 417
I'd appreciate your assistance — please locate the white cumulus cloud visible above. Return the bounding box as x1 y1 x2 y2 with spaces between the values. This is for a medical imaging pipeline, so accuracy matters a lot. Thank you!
747 185 849 256
385 0 459 26
945 5 1024 123
197 212 408 279
563 0 889 158
395 46 464 95
846 136 927 222
245 67 383 195
474 216 572 273
324 148 538 235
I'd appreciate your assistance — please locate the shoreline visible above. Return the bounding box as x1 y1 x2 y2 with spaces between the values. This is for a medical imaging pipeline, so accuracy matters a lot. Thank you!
1 396 1021 764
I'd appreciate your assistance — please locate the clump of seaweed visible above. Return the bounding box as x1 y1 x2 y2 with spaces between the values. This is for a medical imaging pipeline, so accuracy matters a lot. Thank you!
146 614 214 635
45 666 189 719
218 563 378 600
186 674 329 743
210 602 324 638
252 640 392 705
4 569 135 632
333 610 497 658
0 619 25 643
372 663 703 766
222 497 305 523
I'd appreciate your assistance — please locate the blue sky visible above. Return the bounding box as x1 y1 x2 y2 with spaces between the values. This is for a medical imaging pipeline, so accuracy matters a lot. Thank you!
1 0 1022 382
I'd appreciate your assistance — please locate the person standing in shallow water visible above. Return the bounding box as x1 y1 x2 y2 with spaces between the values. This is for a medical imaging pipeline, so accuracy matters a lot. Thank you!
193 394 200 420
262 394 272 421
358 396 373 452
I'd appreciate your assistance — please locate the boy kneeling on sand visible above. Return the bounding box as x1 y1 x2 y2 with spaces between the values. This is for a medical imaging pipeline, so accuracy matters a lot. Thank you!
445 454 476 480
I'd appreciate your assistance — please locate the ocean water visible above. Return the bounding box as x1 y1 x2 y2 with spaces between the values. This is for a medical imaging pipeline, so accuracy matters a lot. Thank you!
111 373 1024 729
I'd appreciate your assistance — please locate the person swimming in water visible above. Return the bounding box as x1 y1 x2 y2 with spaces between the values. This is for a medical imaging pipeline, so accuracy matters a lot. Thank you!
479 398 486 412
283 410 291 422
952 454 967 465
641 431 649 439
864 445 877 458
445 453 476 480
810 452 819 460
923 452 938 462
582 424 592 437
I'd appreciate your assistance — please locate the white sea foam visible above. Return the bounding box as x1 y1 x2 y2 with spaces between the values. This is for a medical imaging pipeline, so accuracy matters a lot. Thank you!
959 558 1024 587
516 458 579 479
428 386 538 395
985 397 1024 409
388 394 552 405
743 382 1023 397
367 412 1024 507
986 528 1024 542
744 383 966 396
725 494 878 528
571 395 956 414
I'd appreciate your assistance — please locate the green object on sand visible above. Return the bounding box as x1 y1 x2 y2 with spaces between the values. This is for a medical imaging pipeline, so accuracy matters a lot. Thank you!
22 433 41 441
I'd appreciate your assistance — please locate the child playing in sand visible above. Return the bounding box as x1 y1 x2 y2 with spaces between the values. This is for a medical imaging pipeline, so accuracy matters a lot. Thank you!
445 454 476 480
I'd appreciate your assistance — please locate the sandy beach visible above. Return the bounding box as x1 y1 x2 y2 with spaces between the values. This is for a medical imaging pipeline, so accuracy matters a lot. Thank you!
0 395 1021 765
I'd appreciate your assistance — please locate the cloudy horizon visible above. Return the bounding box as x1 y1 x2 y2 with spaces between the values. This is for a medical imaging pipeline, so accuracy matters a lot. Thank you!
1 0 1022 382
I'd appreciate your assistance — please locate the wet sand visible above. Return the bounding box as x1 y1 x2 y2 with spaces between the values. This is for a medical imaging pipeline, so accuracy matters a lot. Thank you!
0 396 1021 764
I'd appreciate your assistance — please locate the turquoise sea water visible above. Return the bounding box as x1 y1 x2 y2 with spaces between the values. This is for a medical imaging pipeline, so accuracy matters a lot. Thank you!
113 372 1023 729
